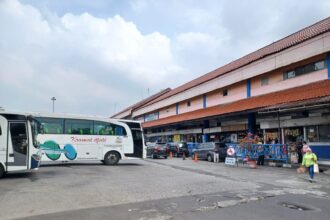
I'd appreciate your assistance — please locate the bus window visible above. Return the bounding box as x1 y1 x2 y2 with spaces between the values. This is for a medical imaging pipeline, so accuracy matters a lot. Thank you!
35 117 64 134
65 119 93 135
114 125 127 136
94 121 114 135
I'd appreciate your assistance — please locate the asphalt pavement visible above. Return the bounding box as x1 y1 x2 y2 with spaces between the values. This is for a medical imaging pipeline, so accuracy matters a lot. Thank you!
0 158 329 220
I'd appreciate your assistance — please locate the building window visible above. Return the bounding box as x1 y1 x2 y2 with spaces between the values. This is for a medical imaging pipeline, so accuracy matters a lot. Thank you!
306 126 318 142
285 71 296 79
223 89 228 96
283 60 327 80
315 60 326 70
319 124 330 142
187 100 191 107
261 77 269 86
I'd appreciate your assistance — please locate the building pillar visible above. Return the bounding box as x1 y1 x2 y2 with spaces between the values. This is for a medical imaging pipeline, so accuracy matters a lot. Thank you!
327 52 330 79
303 126 307 142
247 79 251 98
203 94 207 109
277 111 281 144
202 120 210 143
248 113 256 134
203 134 209 143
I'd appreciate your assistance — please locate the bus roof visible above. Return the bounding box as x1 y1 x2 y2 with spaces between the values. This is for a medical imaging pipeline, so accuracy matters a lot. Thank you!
1 111 142 124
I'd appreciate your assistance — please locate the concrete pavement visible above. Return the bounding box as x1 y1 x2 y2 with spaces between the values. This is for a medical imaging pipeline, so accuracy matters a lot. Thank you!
0 158 329 219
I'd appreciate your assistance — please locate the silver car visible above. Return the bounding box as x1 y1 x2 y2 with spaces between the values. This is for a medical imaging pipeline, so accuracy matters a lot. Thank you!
192 142 227 162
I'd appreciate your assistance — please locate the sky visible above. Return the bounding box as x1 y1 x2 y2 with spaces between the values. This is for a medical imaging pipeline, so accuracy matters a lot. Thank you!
0 0 329 117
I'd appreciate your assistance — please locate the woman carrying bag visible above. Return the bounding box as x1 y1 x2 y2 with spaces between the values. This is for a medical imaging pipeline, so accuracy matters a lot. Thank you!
302 146 318 183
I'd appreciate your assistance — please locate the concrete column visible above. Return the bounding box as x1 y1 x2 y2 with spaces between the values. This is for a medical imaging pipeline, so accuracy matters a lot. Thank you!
281 128 285 144
203 134 209 143
202 120 210 143
247 79 251 98
327 52 330 79
203 94 207 109
248 113 256 134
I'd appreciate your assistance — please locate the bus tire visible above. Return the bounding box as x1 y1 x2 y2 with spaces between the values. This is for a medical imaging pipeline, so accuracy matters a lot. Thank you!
0 164 5 179
104 151 120 165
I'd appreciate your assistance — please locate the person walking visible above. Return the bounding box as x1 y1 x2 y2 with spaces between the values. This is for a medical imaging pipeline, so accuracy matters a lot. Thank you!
302 143 309 155
302 146 318 183
214 144 220 163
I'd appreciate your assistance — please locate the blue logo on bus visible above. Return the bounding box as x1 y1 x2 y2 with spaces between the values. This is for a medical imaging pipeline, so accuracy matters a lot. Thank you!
40 141 77 160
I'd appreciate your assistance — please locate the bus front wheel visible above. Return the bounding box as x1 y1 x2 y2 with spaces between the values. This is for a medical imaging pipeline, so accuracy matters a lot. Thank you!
104 151 120 165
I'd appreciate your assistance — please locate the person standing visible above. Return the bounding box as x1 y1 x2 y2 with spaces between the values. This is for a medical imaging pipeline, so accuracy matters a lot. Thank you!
302 147 318 182
257 145 265 166
296 142 303 164
214 144 220 163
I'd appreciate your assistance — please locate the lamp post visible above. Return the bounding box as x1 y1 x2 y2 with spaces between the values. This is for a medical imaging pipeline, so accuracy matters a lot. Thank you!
51 97 56 112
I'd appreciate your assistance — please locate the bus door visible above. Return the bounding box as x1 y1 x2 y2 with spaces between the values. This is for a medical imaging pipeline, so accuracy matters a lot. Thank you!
121 121 145 158
7 122 28 171
130 128 143 158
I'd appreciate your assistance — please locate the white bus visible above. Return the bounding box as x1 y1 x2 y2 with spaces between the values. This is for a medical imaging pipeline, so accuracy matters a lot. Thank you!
0 112 42 178
30 113 146 165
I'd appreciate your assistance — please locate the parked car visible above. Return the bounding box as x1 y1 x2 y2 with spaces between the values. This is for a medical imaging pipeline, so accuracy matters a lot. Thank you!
192 142 227 162
166 142 190 157
147 142 169 159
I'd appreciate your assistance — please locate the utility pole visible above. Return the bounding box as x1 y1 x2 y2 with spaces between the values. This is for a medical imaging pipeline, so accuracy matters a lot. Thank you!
51 97 56 112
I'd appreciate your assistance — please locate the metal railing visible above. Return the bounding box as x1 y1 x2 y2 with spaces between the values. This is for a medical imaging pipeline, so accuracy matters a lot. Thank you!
226 143 289 164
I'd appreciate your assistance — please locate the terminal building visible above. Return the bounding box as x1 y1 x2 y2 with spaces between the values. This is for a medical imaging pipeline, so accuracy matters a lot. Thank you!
113 17 330 161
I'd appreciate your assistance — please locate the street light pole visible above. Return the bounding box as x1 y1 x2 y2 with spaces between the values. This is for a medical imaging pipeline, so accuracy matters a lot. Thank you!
51 97 56 112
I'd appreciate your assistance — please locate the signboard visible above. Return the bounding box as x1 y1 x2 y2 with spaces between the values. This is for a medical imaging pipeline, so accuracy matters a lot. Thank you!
225 157 236 166
230 134 237 143
227 147 236 156
173 134 180 143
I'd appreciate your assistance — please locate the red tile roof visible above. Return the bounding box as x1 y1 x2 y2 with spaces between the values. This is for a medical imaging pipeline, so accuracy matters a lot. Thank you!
139 17 330 110
142 80 330 128
112 88 171 118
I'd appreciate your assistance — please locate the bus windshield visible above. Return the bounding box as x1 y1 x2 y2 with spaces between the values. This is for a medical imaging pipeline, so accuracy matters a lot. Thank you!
30 118 42 148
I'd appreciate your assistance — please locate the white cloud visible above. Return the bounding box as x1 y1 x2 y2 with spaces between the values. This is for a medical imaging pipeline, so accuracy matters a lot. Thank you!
0 0 184 115
1 0 329 116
